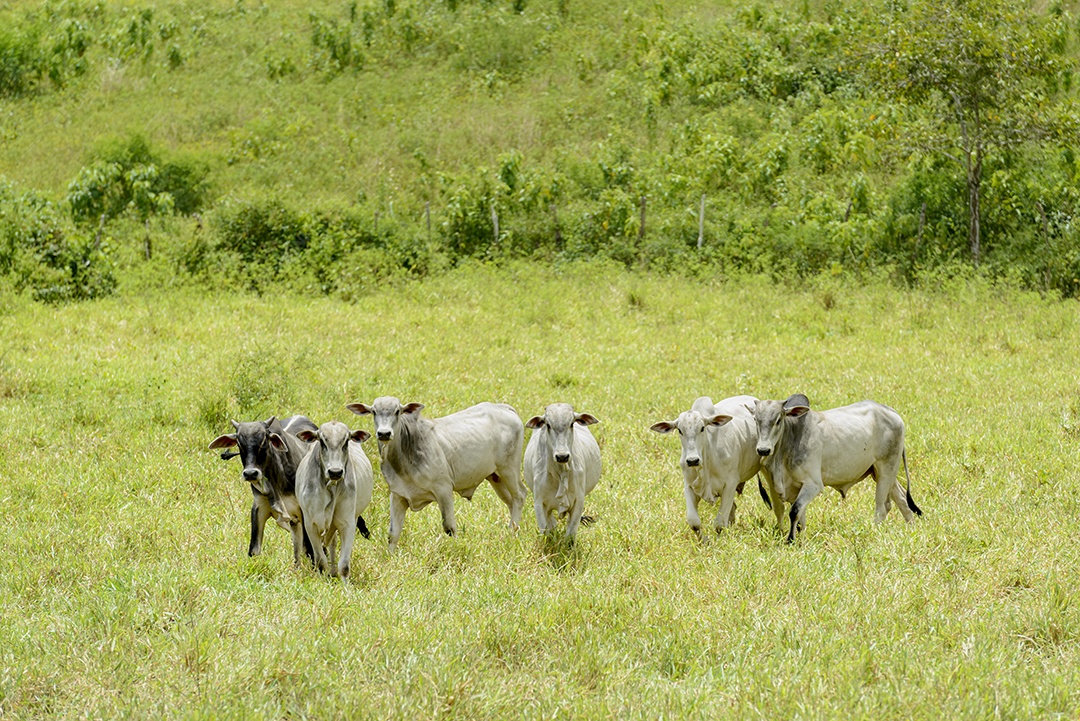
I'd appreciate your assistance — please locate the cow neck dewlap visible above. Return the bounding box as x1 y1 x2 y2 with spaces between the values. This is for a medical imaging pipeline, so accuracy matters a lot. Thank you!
389 413 435 475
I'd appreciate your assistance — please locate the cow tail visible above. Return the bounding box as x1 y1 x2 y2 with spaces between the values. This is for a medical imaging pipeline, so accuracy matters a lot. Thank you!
356 514 371 540
757 475 772 510
903 449 923 517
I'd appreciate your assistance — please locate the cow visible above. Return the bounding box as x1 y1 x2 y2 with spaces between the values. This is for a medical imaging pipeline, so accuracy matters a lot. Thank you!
750 393 923 542
650 395 767 538
523 403 602 542
346 398 526 552
295 422 374 578
208 415 317 563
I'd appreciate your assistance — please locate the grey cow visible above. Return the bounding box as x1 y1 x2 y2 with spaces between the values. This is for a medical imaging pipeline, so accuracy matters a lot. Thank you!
650 395 765 537
209 415 317 563
346 398 527 552
295 422 374 578
524 403 602 541
750 394 923 542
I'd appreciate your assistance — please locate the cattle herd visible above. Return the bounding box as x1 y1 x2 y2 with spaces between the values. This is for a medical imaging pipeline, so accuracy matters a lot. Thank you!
209 394 923 578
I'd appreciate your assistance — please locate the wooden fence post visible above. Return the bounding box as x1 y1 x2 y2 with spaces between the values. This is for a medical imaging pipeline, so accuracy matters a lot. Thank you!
492 203 500 244
697 194 706 249
639 196 646 241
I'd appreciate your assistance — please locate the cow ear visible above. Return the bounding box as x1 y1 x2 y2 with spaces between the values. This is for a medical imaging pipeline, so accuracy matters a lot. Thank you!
525 416 545 429
296 430 318 443
786 406 810 417
346 402 372 415
350 429 371 443
268 432 287 450
649 421 676 434
209 434 238 450
708 414 733 427
402 403 425 414
575 413 599 426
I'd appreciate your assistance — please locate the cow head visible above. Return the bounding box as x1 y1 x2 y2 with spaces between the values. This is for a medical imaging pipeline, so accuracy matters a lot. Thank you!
649 410 733 468
208 417 288 491
749 394 810 458
526 403 599 465
296 421 370 486
346 397 424 443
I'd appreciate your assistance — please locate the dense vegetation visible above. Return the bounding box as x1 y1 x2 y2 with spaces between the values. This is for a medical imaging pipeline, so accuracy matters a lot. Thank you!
2 0 1080 302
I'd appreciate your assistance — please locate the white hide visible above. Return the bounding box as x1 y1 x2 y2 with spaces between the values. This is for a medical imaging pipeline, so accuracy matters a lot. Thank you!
650 395 761 536
295 421 374 577
347 398 526 552
523 403 602 541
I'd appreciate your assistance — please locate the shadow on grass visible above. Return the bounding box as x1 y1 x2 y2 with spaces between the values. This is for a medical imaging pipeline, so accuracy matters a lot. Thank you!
536 532 591 573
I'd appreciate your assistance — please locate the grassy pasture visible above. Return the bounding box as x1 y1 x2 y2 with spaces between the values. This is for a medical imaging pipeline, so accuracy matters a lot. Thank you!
2 262 1080 718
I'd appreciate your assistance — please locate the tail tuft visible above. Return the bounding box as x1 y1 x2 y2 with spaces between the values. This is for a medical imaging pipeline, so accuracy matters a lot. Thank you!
757 476 772 510
357 515 371 539
579 513 598 527
906 490 924 517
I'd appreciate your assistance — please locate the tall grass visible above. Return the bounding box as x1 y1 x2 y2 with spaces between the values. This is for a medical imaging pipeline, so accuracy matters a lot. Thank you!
1 263 1078 717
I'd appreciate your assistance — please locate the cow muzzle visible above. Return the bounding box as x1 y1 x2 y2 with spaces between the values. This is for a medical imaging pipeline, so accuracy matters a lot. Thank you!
242 468 262 482
756 447 772 457
554 453 570 464
327 467 344 481
376 430 393 442
685 456 701 467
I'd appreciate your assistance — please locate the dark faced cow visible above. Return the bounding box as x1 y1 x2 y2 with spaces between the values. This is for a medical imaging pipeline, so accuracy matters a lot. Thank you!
209 415 317 563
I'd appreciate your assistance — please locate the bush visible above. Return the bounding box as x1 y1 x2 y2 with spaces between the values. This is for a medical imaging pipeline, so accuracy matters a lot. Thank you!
66 135 209 223
0 181 116 303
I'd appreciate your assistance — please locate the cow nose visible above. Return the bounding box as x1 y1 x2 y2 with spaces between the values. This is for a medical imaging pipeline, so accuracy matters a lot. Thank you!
243 468 260 481
757 447 771 457
377 431 392 441
686 457 700 467
327 467 344 480
555 453 570 464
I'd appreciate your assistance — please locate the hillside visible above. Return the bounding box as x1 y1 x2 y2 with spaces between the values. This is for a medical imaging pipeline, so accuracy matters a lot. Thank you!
2 0 1079 300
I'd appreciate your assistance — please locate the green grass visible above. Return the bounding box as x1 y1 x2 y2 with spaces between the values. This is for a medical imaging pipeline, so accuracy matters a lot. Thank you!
1 262 1079 717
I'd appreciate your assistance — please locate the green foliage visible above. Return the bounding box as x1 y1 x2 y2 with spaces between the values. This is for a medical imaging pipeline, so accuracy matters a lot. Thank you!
66 135 209 223
0 180 116 303
0 10 91 97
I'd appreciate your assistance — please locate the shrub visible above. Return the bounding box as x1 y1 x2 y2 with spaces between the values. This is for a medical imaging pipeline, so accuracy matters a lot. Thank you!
0 181 116 303
66 135 209 223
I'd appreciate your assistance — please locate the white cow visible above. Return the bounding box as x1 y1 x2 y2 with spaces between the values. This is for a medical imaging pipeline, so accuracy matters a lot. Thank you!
295 422 374 578
650 395 764 537
524 403 602 541
750 393 923 542
346 397 526 552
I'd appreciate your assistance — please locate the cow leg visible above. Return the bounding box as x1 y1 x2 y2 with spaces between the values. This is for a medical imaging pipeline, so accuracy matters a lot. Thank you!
787 481 823 543
873 463 902 523
434 485 457 537
683 479 703 538
714 482 739 534
889 479 917 522
565 491 587 541
488 473 524 531
248 495 271 557
388 492 409 553
289 520 307 567
337 524 356 579
534 494 551 534
304 517 328 574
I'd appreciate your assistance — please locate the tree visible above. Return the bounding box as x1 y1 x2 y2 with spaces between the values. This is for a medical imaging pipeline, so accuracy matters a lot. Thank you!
864 0 1075 265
